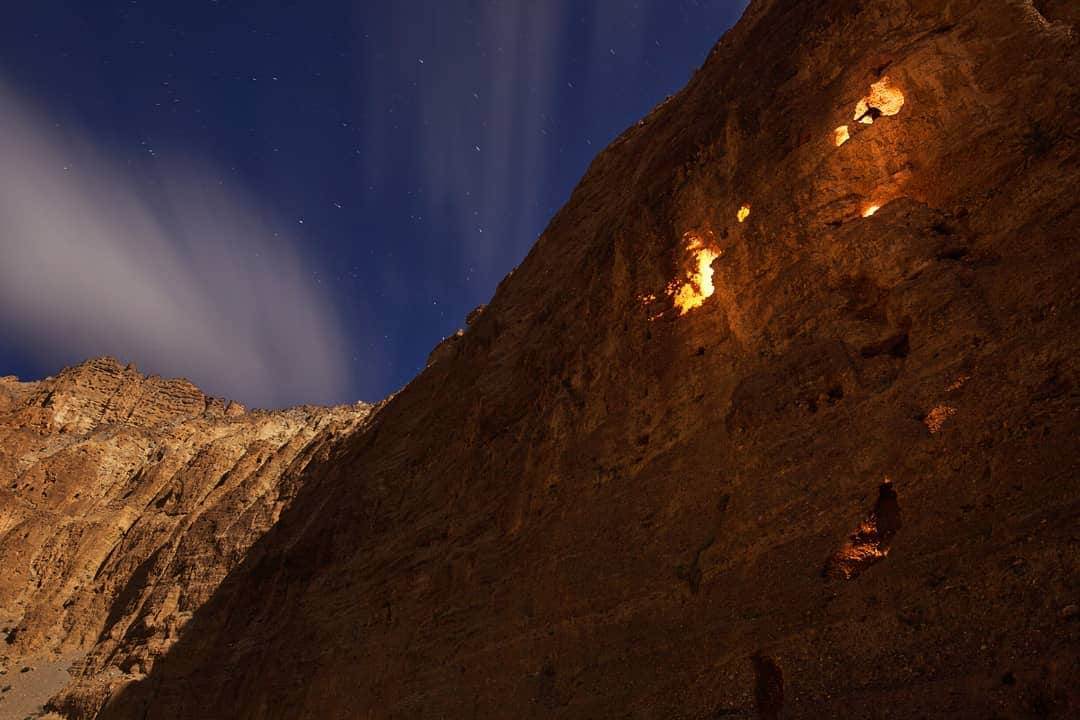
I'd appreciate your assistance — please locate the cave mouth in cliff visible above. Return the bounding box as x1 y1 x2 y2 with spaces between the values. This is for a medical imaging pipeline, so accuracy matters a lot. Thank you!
854 77 905 124
751 653 785 720
667 232 720 316
824 479 902 580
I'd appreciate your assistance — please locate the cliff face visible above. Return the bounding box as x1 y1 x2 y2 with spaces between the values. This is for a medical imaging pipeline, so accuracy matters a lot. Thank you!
0 359 372 712
4 0 1079 717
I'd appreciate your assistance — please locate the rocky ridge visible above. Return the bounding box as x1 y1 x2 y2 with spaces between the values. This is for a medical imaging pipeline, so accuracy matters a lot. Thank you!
0 358 372 714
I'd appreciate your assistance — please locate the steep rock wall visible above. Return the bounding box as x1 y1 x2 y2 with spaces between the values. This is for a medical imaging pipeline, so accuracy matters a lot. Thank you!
6 0 1079 717
0 359 372 712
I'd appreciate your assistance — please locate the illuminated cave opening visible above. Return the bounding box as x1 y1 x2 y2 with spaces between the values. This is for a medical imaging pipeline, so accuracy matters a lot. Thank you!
667 233 720 316
862 203 881 217
824 479 902 580
854 76 905 125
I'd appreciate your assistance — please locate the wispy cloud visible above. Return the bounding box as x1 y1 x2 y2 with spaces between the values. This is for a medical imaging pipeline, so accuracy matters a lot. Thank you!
355 0 656 281
0 81 352 408
417 2 570 278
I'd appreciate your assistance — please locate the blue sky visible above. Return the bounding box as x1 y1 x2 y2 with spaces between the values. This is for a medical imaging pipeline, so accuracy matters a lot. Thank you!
0 0 748 407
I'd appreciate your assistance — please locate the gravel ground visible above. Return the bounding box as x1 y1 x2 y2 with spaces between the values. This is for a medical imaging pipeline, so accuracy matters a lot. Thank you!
0 652 82 720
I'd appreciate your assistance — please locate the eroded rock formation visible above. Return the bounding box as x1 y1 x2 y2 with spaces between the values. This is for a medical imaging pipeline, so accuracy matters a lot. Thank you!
0 359 372 714
2 0 1079 717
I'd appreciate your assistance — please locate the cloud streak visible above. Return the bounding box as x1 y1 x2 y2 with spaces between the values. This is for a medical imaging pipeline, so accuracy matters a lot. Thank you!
0 82 352 408
351 0 731 292
355 0 657 282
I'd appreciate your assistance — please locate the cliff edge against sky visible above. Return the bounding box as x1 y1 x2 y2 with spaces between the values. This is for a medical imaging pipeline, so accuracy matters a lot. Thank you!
1 0 1078 717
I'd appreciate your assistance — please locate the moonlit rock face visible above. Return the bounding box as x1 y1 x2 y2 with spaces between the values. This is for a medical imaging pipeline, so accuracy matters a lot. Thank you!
0 83 351 408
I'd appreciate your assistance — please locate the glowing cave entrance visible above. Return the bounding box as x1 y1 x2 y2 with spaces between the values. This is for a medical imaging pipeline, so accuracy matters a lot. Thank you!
655 74 908 320
854 76 905 124
667 233 720 316
830 76 907 218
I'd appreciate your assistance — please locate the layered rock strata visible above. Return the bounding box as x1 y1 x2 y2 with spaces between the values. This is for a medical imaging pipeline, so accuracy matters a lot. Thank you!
0 359 372 713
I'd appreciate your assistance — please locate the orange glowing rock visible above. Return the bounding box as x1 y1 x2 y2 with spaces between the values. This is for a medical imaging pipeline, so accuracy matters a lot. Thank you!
639 293 657 305
737 204 750 223
924 405 958 434
833 125 850 146
668 234 720 316
945 374 971 392
854 77 905 125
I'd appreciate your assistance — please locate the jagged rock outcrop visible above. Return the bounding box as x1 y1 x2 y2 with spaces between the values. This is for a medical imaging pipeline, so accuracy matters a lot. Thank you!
0 359 372 714
4 0 1080 717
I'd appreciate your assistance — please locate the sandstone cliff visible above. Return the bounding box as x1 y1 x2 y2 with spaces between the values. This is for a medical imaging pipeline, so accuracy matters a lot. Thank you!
4 0 1080 717
0 359 372 715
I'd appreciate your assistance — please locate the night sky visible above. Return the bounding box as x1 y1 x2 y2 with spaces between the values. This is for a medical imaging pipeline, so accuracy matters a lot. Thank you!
0 1 748 407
